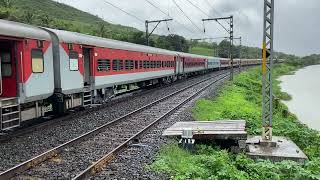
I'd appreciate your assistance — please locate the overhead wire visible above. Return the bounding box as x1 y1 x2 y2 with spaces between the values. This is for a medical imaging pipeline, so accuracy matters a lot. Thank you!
144 0 197 36
185 0 228 33
102 0 145 23
172 0 204 34
204 0 230 25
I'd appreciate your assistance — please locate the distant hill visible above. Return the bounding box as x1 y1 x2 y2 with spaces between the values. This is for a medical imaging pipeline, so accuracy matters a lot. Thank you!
9 0 139 38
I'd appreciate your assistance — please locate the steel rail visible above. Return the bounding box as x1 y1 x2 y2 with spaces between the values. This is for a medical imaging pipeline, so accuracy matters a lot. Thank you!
73 72 230 180
0 71 230 179
0 70 228 143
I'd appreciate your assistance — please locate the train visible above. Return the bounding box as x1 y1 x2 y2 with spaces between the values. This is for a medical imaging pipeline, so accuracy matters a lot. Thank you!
0 19 261 131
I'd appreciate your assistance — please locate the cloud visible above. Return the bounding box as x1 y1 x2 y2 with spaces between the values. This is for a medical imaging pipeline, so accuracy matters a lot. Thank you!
54 0 320 56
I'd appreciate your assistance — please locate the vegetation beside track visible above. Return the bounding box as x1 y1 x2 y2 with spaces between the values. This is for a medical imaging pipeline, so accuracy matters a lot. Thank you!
150 64 320 179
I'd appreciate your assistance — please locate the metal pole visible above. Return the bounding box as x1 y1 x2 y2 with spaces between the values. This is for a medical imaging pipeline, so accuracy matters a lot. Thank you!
145 19 173 46
229 16 234 81
262 0 274 141
239 36 242 71
145 20 149 46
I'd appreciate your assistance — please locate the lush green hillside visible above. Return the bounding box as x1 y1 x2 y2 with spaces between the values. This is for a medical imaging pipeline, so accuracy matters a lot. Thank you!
190 46 214 56
1 0 138 39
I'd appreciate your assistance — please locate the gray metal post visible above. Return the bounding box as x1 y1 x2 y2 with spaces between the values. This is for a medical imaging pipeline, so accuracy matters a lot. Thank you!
229 16 234 80
262 0 274 141
145 20 149 46
202 16 234 80
145 19 173 46
239 36 242 71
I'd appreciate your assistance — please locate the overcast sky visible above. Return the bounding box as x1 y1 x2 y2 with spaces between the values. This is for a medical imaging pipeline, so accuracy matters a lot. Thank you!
54 0 320 56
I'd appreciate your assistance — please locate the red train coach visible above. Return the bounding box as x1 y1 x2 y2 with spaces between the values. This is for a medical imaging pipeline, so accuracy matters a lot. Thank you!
43 28 178 112
0 19 232 131
0 20 54 130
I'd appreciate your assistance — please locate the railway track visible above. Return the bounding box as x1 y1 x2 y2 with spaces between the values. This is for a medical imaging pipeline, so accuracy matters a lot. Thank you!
0 70 229 144
0 71 230 179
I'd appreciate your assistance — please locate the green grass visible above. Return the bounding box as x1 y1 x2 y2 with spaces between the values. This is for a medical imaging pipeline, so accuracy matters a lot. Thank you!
150 64 320 179
189 46 214 56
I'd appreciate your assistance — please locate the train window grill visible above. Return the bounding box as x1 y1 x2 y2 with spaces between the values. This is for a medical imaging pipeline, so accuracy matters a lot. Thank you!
143 61 147 68
161 61 164 68
146 61 150 68
31 49 44 73
112 59 123 71
125 60 134 70
135 61 139 69
151 61 155 68
97 59 110 72
139 61 143 69
69 51 79 71
0 52 12 77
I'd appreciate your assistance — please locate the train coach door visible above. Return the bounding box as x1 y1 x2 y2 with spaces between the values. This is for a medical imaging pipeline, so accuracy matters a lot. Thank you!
0 40 17 97
83 48 91 86
175 57 179 74
175 56 184 74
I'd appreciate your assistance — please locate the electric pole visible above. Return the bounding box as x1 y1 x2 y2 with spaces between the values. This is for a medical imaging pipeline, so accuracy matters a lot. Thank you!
145 19 173 46
262 0 274 141
202 16 234 80
234 37 242 71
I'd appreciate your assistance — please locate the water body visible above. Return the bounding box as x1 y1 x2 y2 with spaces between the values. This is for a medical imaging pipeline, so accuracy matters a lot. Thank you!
279 65 320 131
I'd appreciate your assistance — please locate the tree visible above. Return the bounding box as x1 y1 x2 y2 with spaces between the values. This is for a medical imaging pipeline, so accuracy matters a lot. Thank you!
52 19 73 30
95 22 107 37
37 13 52 26
218 40 230 58
0 0 14 19
128 31 146 45
23 11 34 24
154 34 189 52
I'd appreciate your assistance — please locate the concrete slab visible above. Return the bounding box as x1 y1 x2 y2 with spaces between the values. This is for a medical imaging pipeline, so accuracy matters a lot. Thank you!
246 136 308 163
162 120 247 140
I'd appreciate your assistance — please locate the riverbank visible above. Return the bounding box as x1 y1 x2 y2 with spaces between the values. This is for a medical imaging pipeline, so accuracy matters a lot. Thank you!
150 64 320 179
279 65 320 131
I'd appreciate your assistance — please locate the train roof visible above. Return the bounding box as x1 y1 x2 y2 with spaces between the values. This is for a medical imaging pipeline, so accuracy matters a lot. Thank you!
0 19 226 60
0 19 51 40
44 28 179 56
44 28 219 59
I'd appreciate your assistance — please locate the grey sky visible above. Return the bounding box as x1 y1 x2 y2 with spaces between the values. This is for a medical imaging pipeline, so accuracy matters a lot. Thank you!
54 0 320 56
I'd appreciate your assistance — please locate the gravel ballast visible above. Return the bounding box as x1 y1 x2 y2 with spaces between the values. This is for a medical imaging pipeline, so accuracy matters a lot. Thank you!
0 70 230 173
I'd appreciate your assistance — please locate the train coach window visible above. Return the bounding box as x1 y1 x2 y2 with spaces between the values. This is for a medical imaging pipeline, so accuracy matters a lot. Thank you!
97 59 110 72
135 61 138 69
151 61 155 68
143 61 146 68
69 51 79 71
146 61 150 68
112 59 123 71
31 49 44 73
125 60 134 70
0 52 12 77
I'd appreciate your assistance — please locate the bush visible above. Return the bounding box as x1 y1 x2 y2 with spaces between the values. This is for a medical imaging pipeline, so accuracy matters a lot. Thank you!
151 64 320 179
